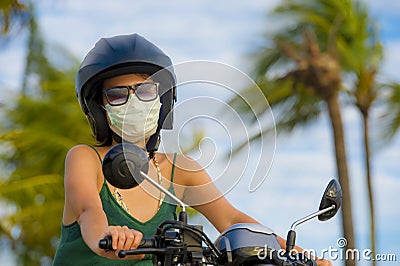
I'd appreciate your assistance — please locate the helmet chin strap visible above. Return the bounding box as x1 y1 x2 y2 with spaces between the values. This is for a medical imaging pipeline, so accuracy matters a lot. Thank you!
112 132 123 144
146 132 161 159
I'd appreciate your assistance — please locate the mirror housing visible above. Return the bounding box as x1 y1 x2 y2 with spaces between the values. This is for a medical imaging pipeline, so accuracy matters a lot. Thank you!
102 143 149 189
318 179 342 221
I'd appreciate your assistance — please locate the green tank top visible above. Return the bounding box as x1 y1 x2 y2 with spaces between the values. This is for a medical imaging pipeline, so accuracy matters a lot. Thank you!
53 152 178 266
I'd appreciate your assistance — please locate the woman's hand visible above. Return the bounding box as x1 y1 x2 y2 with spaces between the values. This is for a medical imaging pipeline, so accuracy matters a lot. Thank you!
102 225 145 259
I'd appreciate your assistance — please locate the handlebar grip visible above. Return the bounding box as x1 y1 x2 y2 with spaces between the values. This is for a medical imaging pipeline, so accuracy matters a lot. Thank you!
98 236 156 251
139 238 156 248
99 236 113 251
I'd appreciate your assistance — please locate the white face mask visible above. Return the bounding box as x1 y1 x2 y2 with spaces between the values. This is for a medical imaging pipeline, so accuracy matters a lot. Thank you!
104 94 162 144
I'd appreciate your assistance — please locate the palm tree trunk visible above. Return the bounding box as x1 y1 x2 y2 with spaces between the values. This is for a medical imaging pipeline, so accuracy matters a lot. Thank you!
362 114 376 266
325 94 356 266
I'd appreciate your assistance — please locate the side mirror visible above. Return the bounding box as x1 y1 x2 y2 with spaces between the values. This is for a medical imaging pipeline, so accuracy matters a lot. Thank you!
286 179 342 255
318 179 342 221
102 143 149 189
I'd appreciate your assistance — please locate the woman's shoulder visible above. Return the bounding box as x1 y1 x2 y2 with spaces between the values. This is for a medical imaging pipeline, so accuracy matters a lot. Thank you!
67 144 110 159
156 153 204 174
65 144 106 168
67 144 97 156
156 152 191 164
64 144 105 188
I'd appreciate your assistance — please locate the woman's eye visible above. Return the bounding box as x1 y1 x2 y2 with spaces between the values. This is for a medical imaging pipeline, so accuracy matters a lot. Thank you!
106 88 128 104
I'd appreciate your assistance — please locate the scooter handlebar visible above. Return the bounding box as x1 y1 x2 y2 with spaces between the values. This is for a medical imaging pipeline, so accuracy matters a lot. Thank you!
98 235 156 251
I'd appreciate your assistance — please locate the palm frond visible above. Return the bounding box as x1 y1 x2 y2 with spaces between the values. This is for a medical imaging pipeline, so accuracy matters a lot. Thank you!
379 83 400 140
0 174 61 195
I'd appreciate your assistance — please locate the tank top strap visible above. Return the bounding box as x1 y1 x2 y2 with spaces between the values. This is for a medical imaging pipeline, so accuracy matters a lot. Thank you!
84 144 102 163
171 152 177 183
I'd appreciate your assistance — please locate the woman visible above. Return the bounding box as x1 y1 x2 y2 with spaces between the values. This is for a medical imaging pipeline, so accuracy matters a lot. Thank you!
53 33 330 265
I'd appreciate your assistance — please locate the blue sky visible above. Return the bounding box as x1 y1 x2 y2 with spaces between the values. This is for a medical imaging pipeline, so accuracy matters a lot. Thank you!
0 0 399 265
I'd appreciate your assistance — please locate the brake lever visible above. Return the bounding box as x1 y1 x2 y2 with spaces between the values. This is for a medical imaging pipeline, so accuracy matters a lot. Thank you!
118 247 172 258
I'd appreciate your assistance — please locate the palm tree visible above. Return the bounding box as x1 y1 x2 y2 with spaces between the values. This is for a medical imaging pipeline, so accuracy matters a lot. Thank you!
228 1 383 264
337 3 384 263
380 83 400 140
0 8 93 264
258 28 356 266
232 0 394 264
0 0 30 39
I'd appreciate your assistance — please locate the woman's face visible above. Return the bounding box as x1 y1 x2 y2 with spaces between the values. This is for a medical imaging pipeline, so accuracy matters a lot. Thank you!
102 73 150 106
102 73 154 147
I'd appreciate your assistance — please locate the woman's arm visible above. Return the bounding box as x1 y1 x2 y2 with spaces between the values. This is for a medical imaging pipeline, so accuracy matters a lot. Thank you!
172 154 257 232
173 154 331 266
64 145 143 258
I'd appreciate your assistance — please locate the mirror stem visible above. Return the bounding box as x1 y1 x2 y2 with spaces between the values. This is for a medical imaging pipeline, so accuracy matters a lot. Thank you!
290 204 335 231
286 205 336 256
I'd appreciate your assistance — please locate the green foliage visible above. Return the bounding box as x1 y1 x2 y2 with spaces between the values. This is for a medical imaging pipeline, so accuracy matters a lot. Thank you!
230 0 389 150
380 83 400 140
229 2 399 264
0 0 30 38
0 4 203 264
0 67 94 264
0 13 93 264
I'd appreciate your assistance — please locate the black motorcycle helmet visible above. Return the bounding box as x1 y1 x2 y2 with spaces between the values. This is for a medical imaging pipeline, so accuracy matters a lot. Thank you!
76 34 176 154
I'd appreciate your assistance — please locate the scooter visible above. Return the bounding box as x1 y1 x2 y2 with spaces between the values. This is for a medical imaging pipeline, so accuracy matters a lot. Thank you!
99 143 342 265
